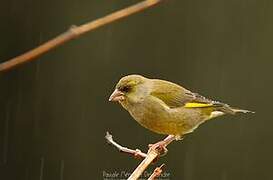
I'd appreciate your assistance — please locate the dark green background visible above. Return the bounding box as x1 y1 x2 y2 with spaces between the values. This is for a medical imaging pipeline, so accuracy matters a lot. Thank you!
0 0 272 179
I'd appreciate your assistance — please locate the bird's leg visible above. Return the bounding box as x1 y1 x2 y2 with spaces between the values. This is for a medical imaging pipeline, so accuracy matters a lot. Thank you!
148 135 176 156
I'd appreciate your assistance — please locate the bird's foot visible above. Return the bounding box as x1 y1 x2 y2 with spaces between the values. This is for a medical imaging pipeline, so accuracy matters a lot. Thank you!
148 141 168 156
148 135 176 157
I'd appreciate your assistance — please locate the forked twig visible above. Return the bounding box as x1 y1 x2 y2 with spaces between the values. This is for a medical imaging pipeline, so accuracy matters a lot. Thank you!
105 132 175 180
105 132 147 159
128 135 175 180
0 0 164 72
148 164 165 180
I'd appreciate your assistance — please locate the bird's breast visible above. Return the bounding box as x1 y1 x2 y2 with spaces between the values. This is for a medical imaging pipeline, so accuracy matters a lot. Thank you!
124 96 201 135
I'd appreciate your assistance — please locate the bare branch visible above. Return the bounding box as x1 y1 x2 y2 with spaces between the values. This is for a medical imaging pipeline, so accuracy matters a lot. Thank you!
105 132 147 159
127 147 159 180
105 132 176 180
148 164 165 180
128 135 175 180
0 0 164 72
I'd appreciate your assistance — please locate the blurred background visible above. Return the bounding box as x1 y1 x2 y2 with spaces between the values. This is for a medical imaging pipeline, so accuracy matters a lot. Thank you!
0 0 272 179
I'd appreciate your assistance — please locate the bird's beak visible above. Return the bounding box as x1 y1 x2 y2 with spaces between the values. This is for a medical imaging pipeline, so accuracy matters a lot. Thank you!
109 89 125 102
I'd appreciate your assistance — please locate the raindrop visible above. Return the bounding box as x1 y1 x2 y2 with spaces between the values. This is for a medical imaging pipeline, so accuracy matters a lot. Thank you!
39 157 44 180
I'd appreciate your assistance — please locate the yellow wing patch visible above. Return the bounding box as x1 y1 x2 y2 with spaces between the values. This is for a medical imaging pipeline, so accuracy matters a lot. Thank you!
184 102 214 108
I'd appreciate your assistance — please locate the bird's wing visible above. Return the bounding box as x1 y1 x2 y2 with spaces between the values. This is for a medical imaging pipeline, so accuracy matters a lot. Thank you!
150 79 195 108
150 79 233 113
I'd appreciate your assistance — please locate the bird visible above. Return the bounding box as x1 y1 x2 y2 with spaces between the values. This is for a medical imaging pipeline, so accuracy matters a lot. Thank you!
109 74 253 142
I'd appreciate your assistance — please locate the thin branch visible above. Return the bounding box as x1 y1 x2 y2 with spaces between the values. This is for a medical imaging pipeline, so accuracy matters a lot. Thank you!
128 148 159 180
148 163 165 180
105 132 176 180
127 135 175 180
105 132 147 159
0 0 164 72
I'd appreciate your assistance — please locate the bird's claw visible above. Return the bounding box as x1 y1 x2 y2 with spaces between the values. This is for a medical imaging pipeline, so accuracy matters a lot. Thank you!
148 141 168 156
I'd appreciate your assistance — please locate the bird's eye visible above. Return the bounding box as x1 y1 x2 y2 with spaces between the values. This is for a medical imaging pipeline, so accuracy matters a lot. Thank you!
120 86 130 92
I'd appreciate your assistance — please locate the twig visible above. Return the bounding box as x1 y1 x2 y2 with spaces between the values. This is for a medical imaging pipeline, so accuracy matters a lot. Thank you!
128 147 159 180
127 135 175 180
105 132 175 180
105 132 147 159
0 0 164 72
148 164 165 180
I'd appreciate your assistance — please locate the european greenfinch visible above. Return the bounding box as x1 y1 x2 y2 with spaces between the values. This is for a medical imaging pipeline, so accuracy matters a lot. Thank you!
109 75 253 139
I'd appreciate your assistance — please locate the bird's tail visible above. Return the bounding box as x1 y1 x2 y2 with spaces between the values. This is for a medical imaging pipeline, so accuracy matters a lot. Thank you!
217 104 255 115
231 108 255 114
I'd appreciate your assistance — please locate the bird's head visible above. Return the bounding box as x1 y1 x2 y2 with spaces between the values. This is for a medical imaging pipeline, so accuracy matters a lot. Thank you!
109 74 149 104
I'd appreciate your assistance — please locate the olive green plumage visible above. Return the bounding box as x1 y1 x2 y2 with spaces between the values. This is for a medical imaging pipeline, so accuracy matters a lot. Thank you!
109 74 253 139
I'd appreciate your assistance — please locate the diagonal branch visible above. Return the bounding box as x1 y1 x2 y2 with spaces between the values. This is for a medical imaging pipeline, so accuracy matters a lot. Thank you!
128 148 159 180
105 132 147 159
128 135 175 180
105 132 176 180
0 0 165 72
148 163 165 180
